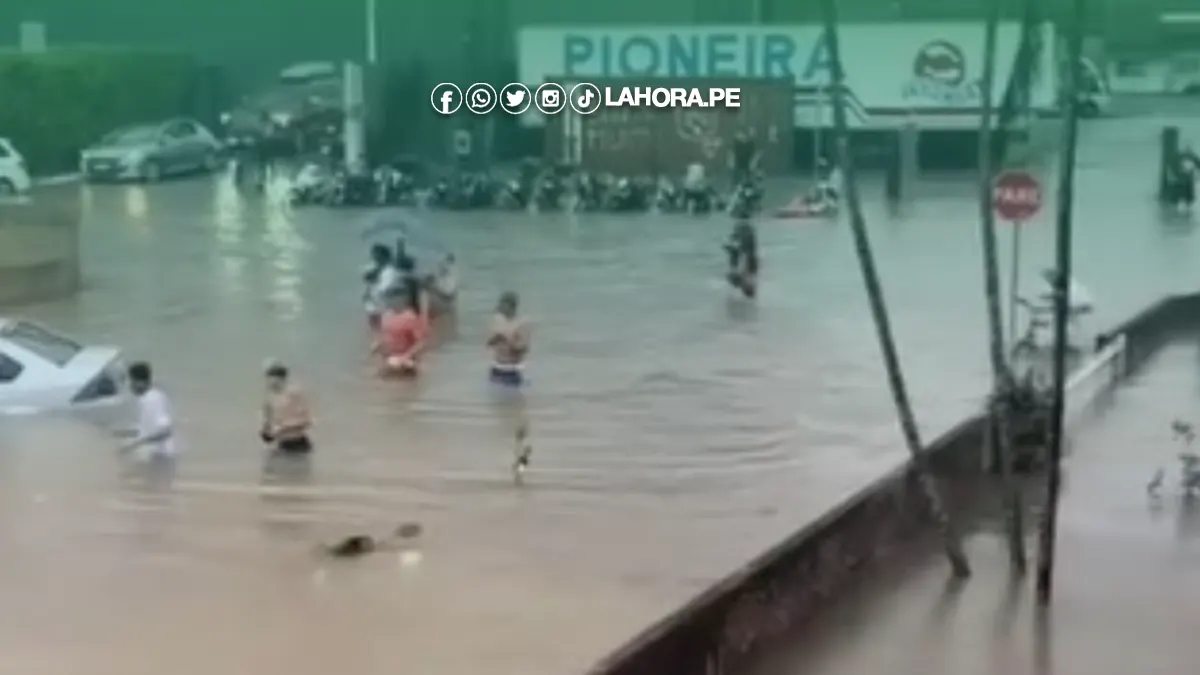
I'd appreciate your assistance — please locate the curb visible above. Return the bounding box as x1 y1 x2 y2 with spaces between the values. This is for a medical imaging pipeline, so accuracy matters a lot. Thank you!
33 173 81 187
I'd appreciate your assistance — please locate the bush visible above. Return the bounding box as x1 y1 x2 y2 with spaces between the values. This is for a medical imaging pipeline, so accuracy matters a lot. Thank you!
0 49 199 175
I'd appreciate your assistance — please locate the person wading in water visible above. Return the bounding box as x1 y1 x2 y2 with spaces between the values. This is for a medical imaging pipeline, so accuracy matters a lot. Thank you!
729 127 759 189
724 218 759 299
375 283 428 377
487 291 530 387
120 361 178 461
259 361 313 454
363 244 400 331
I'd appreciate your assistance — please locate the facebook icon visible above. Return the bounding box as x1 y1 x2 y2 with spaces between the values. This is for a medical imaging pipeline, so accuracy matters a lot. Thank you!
430 83 463 115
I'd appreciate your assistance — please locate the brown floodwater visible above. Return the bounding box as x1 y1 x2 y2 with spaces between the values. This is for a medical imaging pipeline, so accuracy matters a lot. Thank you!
2 102 1199 674
753 341 1200 675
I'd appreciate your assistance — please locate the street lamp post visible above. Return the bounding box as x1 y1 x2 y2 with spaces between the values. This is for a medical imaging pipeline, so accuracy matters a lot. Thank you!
365 0 378 64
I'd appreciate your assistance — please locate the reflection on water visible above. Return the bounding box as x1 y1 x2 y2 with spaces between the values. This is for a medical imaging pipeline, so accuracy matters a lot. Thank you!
123 185 149 221
262 193 306 323
7 112 1200 673
259 451 316 540
214 176 249 298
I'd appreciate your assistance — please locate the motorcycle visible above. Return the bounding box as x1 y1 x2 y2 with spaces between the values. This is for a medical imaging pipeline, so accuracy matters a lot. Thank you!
372 167 418 206
605 177 653 212
531 172 567 211
573 172 607 211
427 172 499 210
288 163 334 205
728 179 764 218
652 178 682 212
495 179 529 209
323 170 376 207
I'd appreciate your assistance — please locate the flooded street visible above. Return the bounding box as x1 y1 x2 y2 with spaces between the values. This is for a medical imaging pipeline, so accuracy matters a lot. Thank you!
754 341 1200 675
3 102 1200 674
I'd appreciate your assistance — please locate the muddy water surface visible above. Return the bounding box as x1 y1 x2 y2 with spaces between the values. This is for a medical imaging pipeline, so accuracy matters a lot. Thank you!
3 105 1200 675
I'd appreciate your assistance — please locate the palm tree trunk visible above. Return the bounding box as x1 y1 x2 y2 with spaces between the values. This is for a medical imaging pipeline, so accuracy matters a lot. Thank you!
817 0 970 578
992 0 1041 164
1037 0 1087 605
977 0 1027 574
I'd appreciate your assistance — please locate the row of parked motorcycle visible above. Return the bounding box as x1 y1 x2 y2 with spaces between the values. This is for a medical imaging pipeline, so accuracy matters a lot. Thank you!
284 159 764 217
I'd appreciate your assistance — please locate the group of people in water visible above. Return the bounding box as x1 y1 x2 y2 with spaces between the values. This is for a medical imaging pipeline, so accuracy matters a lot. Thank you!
119 161 773 480
359 237 530 386
117 234 533 482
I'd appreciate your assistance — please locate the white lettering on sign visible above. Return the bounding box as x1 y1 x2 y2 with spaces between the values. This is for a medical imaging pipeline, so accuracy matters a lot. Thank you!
993 186 1040 204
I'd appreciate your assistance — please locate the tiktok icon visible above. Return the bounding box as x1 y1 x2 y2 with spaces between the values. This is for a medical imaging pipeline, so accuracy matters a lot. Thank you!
569 83 603 115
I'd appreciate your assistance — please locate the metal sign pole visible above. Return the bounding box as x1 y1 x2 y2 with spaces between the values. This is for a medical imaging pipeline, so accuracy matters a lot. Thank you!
1009 222 1022 349
813 87 823 174
365 0 378 64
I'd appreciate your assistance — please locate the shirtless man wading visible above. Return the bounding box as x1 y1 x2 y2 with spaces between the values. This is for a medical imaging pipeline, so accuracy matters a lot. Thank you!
260 361 314 454
487 291 530 387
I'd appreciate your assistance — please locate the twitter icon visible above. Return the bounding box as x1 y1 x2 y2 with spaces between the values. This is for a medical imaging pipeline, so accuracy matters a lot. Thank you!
499 83 532 115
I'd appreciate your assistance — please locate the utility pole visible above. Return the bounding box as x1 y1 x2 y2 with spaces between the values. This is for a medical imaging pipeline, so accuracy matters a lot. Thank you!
977 0 1027 574
818 0 970 578
1037 0 1087 605
365 0 378 64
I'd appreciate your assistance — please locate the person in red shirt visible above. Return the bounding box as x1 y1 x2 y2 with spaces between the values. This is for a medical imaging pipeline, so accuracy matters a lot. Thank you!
375 284 428 377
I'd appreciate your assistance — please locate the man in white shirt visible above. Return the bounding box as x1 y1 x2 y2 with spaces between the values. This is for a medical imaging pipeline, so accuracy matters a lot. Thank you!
682 162 711 213
426 253 458 318
362 244 400 329
121 361 177 460
684 162 707 192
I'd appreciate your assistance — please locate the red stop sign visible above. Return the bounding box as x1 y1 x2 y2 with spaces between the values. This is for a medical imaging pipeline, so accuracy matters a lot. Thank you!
992 171 1043 222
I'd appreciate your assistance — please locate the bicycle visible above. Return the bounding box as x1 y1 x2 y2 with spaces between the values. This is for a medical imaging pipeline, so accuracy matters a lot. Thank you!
1010 296 1089 361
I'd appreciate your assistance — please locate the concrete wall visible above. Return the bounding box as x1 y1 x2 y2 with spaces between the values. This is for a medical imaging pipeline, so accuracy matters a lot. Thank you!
0 189 81 306
1097 292 1200 375
584 415 986 675
584 291 1200 675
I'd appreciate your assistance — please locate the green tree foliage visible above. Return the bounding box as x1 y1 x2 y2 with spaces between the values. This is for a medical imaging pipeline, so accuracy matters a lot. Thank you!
0 49 198 174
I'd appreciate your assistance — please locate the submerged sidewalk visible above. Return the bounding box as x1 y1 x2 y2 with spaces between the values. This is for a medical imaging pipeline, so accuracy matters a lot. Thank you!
755 341 1200 675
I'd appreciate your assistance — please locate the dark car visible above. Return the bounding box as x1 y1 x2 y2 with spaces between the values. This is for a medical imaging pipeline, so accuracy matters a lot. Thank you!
220 62 343 152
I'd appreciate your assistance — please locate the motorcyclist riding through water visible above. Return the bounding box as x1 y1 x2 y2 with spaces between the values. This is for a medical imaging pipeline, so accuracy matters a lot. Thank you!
724 219 759 299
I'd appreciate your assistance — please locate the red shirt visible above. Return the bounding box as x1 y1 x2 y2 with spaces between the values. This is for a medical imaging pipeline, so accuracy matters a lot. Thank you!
380 309 427 358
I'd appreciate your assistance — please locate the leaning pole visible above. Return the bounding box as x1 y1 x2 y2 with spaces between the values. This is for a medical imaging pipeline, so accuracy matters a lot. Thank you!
1037 0 1087 605
818 0 970 578
976 0 1027 574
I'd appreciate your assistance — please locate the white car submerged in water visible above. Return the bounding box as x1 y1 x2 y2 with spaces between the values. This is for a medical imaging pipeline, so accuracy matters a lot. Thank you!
0 318 127 415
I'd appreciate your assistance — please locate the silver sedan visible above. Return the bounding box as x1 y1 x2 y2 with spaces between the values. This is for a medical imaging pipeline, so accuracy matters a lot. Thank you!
79 118 223 182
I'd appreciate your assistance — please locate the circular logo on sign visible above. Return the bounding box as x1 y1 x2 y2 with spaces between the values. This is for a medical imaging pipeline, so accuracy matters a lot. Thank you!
913 41 966 86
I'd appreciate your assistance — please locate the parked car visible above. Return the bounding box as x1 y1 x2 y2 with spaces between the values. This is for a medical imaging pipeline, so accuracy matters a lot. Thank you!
1164 53 1200 95
221 61 343 152
0 318 126 415
79 118 222 182
0 137 32 195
